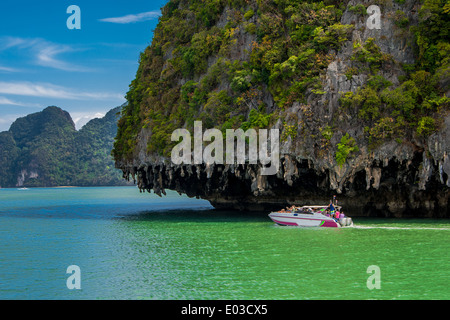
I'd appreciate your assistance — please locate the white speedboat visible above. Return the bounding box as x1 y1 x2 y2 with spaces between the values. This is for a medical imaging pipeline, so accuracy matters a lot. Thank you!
269 204 353 228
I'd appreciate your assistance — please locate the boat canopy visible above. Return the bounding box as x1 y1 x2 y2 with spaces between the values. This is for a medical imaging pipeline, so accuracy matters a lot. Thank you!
299 205 342 210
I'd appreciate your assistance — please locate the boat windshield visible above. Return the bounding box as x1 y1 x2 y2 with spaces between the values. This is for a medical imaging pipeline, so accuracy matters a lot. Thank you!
296 209 313 214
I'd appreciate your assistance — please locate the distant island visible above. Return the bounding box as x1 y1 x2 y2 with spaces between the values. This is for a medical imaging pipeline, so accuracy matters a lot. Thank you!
0 105 132 188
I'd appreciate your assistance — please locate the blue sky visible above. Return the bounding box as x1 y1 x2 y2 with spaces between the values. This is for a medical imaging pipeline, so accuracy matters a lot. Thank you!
0 0 168 131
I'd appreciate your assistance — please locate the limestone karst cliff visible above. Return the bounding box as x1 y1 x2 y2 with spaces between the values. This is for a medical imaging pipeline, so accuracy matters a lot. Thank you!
113 0 449 217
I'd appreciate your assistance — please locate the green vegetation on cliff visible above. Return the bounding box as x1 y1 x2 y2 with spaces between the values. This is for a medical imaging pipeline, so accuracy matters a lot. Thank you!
339 0 450 148
114 0 353 159
0 106 128 187
113 0 449 165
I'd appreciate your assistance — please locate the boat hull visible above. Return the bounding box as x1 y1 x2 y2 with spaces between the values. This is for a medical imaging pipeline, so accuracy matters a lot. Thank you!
269 212 340 228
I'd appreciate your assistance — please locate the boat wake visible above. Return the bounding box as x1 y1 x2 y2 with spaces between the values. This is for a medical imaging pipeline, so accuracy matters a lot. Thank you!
352 225 450 231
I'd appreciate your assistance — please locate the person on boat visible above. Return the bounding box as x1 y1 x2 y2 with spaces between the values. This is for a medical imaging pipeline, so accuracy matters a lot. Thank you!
329 202 336 217
335 211 340 220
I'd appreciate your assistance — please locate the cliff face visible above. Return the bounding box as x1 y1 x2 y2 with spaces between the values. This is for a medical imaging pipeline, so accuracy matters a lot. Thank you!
113 0 449 217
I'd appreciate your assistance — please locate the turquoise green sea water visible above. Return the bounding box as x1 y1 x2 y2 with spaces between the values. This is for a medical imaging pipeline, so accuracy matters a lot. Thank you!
0 186 448 300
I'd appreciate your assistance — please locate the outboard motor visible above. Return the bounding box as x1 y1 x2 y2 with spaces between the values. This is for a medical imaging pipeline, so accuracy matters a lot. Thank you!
339 217 353 227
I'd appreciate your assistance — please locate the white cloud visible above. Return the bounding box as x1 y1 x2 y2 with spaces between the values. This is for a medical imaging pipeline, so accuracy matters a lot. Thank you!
0 96 41 108
99 11 161 24
0 116 13 125
0 96 23 106
0 113 27 132
35 43 87 72
71 112 106 130
0 81 124 101
0 65 20 73
0 37 27 50
0 37 91 72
